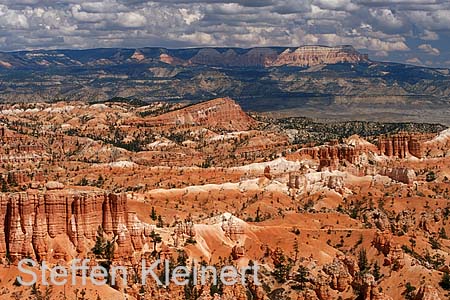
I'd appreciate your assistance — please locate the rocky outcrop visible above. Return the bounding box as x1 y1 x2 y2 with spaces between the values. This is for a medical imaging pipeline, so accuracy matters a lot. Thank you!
414 285 442 300
377 133 435 158
424 128 450 158
380 168 416 184
296 137 378 171
419 212 440 234
131 50 145 61
2 170 45 186
372 231 394 257
231 244 245 260
288 171 348 195
0 190 149 262
297 143 359 171
160 53 187 66
323 257 353 292
372 231 404 270
313 273 332 300
363 209 391 231
45 181 64 190
269 45 368 67
142 97 257 131
361 273 393 300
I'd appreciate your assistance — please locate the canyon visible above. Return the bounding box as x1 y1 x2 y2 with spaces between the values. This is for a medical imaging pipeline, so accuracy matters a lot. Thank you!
0 99 449 300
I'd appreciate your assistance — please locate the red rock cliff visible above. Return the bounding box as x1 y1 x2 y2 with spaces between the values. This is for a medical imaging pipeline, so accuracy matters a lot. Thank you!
269 45 368 67
142 97 257 131
0 190 146 262
377 133 435 158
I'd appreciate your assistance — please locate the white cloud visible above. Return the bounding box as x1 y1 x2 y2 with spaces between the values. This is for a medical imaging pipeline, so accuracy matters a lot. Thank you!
420 29 439 40
177 32 216 44
418 43 440 55
313 0 359 11
0 0 448 67
0 4 29 29
406 57 422 65
116 12 146 28
179 8 203 25
369 8 404 30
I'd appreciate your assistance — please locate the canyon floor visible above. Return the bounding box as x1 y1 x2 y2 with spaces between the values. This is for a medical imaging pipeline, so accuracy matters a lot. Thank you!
0 98 449 300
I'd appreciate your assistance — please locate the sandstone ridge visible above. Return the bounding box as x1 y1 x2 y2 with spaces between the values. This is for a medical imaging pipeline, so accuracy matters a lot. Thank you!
140 97 257 131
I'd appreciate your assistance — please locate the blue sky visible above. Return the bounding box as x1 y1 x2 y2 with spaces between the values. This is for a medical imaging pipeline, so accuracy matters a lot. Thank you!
0 0 449 67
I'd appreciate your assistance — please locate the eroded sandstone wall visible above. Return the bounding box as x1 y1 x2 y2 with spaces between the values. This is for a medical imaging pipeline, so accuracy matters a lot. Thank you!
377 133 435 158
0 190 144 262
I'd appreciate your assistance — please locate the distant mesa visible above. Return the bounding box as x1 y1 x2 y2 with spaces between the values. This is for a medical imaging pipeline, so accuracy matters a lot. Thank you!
0 45 369 69
269 45 368 67
171 45 368 67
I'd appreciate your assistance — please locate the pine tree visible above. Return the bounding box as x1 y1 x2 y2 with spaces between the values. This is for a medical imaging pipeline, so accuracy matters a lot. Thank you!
1 177 8 192
373 261 381 281
96 175 104 187
92 226 106 258
157 215 164 228
358 249 369 274
7 172 17 187
293 266 309 290
272 248 292 283
404 282 416 300
150 207 157 221
150 230 162 254
439 227 448 239
440 272 450 290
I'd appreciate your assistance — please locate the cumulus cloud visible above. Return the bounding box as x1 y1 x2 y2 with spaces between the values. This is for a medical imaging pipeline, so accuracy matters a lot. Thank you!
418 43 440 55
406 57 423 65
420 29 439 40
0 0 449 66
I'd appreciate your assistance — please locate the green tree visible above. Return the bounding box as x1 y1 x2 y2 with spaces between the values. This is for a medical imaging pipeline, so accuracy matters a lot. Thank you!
91 226 115 285
426 171 436 182
373 261 382 281
31 283 53 300
255 207 261 222
184 261 199 300
404 282 416 300
150 230 162 254
429 236 441 249
409 238 416 250
292 266 309 290
439 228 448 239
293 238 299 263
150 207 157 221
358 249 369 274
7 172 17 187
272 248 292 283
92 226 107 258
92 226 114 260
79 177 89 186
96 175 104 187
1 177 8 192
157 215 164 228
440 272 450 290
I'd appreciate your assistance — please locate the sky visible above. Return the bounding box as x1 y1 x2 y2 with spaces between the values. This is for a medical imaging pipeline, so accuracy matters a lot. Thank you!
0 0 449 67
